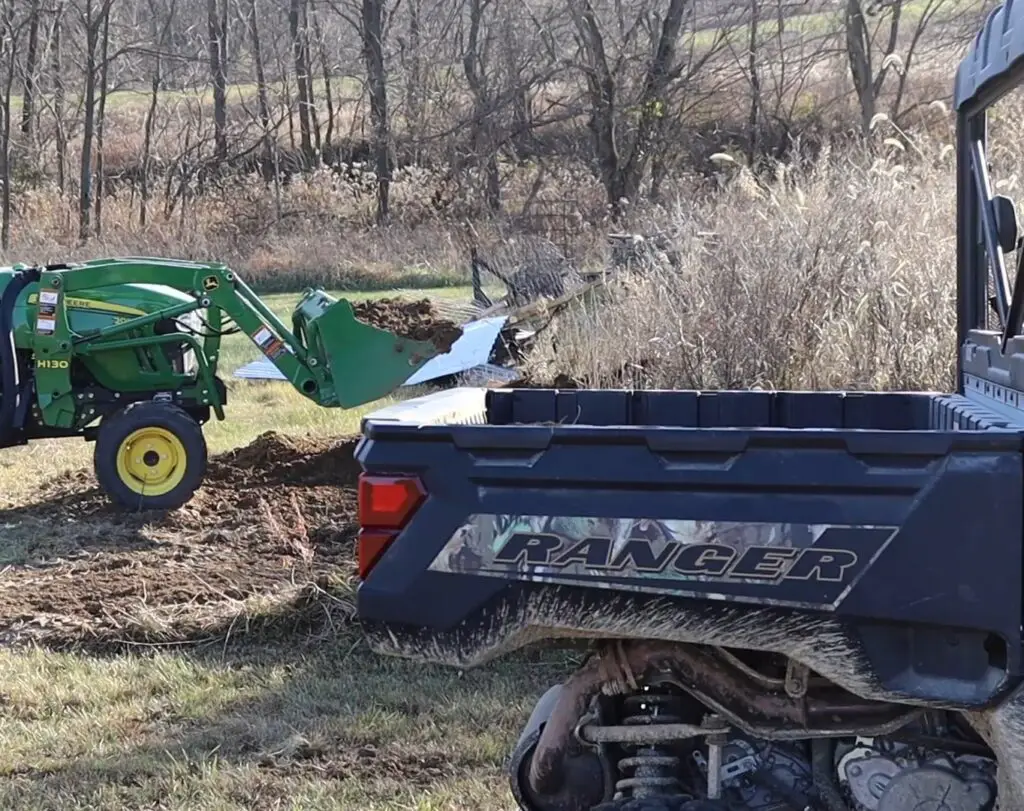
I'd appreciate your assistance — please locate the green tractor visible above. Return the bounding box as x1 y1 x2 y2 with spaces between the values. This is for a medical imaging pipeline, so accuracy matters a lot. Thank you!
0 257 460 510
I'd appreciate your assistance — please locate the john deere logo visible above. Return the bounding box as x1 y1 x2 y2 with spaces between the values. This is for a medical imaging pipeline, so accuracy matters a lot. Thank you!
202 275 219 291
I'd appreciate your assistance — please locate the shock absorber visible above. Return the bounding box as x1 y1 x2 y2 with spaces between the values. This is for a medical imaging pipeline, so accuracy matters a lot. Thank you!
614 686 689 800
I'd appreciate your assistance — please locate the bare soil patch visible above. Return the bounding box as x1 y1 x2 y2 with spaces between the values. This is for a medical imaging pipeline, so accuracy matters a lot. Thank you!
0 432 361 651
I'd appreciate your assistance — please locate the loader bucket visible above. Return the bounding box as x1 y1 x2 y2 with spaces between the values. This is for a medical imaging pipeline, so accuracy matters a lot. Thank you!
299 294 462 409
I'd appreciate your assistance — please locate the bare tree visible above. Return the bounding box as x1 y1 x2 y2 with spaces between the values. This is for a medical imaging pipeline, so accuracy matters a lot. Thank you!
207 0 228 163
290 0 318 161
141 0 177 226
747 0 762 160
845 0 962 133
358 0 392 222
51 0 66 193
310 0 335 150
93 3 111 236
568 0 716 216
246 0 275 180
0 0 975 247
0 0 21 248
400 0 422 137
20 0 40 137
77 0 116 243
461 0 501 211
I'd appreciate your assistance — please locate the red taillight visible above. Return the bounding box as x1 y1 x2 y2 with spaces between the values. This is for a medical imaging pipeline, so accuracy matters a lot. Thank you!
357 474 426 579
358 529 396 580
358 474 425 529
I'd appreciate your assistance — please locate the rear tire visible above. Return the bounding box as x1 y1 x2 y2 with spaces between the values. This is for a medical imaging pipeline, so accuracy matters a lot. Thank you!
94 401 207 511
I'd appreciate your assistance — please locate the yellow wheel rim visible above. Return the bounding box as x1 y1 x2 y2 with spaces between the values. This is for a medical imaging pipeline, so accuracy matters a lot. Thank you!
115 427 188 497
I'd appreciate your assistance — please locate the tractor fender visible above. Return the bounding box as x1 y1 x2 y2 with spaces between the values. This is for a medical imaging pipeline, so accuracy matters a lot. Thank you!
0 267 39 444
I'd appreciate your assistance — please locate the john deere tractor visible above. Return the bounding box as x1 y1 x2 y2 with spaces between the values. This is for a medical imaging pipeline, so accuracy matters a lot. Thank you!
0 257 460 510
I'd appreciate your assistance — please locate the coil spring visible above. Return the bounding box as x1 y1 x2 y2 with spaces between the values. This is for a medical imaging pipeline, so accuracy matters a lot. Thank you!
614 689 687 799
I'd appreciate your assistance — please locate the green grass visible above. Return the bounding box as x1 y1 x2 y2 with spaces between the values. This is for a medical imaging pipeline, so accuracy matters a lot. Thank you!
690 0 972 49
0 641 569 810
4 75 365 116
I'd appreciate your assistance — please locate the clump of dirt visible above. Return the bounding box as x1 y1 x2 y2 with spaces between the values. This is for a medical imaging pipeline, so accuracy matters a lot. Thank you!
352 297 463 351
0 431 364 651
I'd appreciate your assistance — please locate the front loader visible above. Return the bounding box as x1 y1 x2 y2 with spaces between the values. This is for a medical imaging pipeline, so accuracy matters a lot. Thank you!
0 257 460 511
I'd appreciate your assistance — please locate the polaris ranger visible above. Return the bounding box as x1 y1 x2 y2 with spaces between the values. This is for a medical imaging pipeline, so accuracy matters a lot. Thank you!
352 5 1024 810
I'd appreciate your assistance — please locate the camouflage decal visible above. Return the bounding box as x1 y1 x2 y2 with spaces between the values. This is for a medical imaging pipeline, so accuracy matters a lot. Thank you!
429 515 898 610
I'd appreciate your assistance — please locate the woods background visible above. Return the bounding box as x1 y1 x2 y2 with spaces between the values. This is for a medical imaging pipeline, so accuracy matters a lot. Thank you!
0 0 987 265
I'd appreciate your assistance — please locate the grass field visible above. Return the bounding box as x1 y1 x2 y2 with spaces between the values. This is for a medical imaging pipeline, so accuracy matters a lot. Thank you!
0 283 549 811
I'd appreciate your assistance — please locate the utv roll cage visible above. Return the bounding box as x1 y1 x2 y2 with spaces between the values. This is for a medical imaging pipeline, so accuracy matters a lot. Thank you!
956 0 1024 369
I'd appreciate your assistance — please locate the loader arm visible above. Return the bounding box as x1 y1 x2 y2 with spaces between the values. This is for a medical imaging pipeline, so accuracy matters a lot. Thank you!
27 258 457 429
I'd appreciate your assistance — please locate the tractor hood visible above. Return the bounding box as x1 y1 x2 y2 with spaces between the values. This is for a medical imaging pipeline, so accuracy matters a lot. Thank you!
0 269 199 343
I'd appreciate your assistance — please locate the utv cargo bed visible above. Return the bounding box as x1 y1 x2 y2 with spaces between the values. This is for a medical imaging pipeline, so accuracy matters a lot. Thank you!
356 388 1024 705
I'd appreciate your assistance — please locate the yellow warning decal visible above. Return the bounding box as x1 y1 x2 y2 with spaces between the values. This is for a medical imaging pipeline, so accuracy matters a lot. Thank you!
27 293 146 317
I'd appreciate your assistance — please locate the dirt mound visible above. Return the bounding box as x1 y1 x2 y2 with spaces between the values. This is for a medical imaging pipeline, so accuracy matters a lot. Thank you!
210 431 363 487
353 297 463 351
0 432 363 651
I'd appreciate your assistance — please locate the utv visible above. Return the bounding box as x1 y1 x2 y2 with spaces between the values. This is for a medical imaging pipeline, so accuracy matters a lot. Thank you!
353 5 1024 810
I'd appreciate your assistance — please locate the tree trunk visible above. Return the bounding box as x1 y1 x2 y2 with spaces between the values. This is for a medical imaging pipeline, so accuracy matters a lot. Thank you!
311 0 334 150
52 1 65 194
20 0 40 137
140 64 159 227
1 0 16 249
462 0 501 213
569 0 623 215
570 0 687 217
747 0 762 162
78 1 100 243
290 0 315 162
500 12 530 155
845 0 874 134
247 0 274 181
141 0 175 227
93 5 111 237
405 0 422 138
207 0 228 163
305 0 321 153
361 0 391 223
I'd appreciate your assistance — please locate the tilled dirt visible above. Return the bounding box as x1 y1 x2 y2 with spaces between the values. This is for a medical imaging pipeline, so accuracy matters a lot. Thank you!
0 432 363 651
353 297 463 351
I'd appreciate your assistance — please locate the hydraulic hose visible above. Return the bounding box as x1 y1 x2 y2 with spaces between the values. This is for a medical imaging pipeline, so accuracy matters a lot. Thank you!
0 268 41 445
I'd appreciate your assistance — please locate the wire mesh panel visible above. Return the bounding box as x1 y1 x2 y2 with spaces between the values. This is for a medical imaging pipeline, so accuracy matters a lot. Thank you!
472 235 588 309
514 199 586 263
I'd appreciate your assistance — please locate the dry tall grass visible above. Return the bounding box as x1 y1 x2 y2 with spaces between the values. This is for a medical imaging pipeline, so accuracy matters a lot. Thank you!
526 131 964 392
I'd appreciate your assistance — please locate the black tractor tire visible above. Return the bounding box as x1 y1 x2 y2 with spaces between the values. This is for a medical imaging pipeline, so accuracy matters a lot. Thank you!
94 401 207 511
